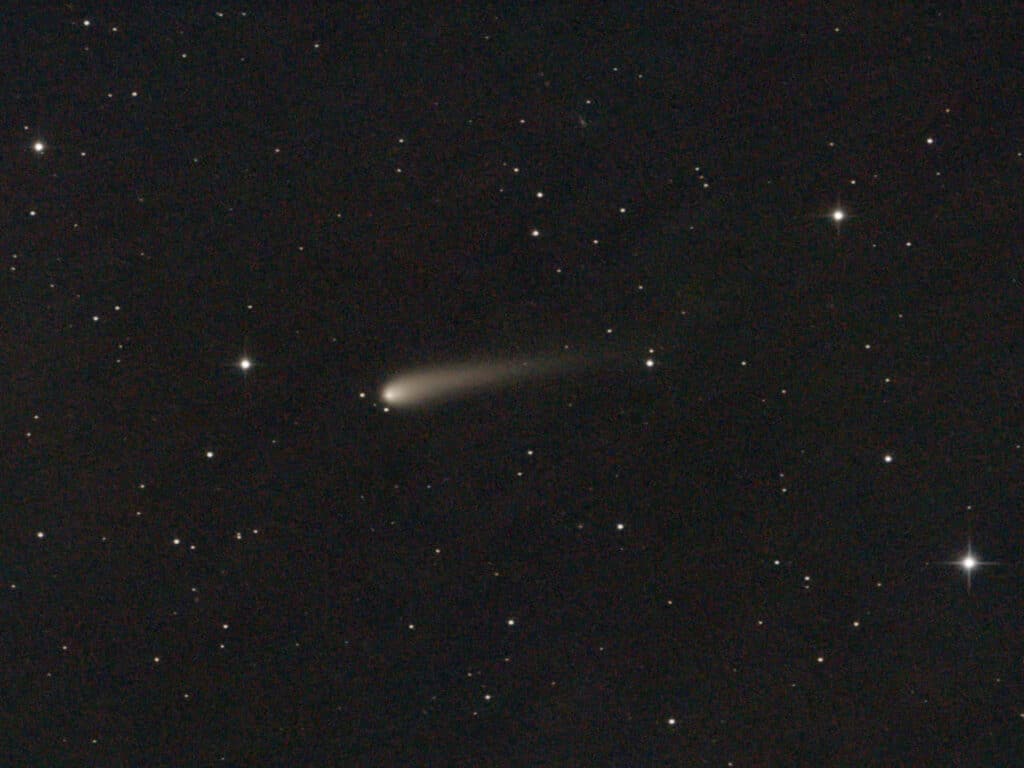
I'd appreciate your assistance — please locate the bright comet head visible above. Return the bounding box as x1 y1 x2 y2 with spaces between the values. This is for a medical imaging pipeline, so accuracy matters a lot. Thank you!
381 383 405 404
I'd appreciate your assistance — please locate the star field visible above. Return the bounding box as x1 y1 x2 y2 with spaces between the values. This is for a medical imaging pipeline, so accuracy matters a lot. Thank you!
4 5 1023 764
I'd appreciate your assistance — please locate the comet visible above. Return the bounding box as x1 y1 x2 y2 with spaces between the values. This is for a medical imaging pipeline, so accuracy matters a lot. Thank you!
380 355 577 409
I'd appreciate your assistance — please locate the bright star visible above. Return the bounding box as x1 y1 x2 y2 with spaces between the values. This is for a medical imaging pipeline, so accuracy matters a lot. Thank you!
815 197 855 231
33 140 46 154
937 543 996 592
238 357 252 371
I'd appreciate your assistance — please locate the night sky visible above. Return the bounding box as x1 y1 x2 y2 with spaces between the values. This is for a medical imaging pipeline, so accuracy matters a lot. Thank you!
5 5 1023 765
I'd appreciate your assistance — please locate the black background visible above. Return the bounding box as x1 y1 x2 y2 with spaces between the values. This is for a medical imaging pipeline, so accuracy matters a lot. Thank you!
3 4 1023 764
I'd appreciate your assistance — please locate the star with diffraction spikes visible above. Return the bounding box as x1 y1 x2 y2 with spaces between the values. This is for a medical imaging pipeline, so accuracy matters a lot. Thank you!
935 540 998 592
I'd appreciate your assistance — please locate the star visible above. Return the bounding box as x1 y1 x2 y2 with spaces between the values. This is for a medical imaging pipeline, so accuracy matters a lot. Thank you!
238 356 252 372
829 205 852 233
937 543 997 592
807 199 854 232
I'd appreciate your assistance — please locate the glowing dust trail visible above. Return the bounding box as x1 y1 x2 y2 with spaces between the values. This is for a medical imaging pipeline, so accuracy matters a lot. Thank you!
380 356 576 409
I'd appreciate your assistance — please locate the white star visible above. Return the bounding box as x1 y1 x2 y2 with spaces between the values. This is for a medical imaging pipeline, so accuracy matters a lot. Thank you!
937 543 996 592
816 198 855 232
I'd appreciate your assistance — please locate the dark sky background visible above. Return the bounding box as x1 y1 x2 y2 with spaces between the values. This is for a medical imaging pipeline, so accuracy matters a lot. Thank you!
4 4 1023 765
